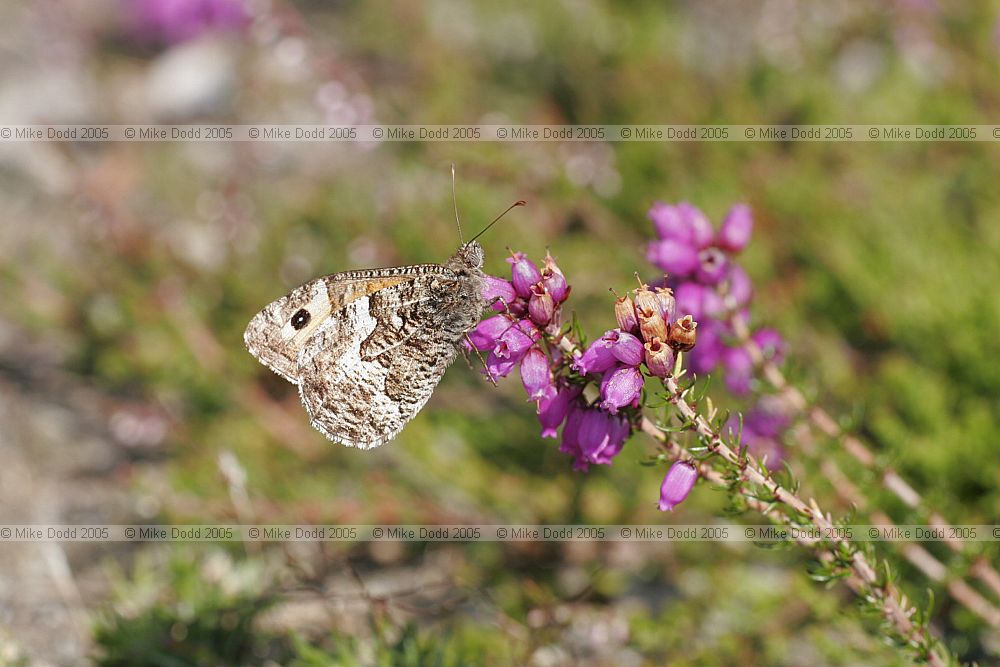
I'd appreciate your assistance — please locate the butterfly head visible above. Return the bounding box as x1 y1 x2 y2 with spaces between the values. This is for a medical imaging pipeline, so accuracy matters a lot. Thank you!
447 241 484 272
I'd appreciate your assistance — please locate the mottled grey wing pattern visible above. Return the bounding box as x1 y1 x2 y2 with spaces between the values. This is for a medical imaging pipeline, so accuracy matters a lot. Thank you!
296 271 480 449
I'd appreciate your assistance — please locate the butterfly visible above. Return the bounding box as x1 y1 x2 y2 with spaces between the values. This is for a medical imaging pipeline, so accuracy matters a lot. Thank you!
243 190 523 449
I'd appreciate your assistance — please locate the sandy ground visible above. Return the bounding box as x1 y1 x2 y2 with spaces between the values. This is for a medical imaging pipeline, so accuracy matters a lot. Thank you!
0 326 144 666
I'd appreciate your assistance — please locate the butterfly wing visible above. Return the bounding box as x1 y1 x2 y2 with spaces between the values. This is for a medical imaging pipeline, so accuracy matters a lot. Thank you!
296 270 480 449
243 266 439 384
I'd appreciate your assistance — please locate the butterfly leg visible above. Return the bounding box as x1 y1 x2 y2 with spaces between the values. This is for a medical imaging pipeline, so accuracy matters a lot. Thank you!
464 333 497 386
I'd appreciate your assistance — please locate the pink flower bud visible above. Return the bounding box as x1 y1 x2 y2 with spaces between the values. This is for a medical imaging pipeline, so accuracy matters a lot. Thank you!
678 202 714 249
528 283 556 326
609 330 644 366
542 251 570 303
573 331 620 375
506 251 542 298
751 328 785 364
673 282 706 321
658 460 698 511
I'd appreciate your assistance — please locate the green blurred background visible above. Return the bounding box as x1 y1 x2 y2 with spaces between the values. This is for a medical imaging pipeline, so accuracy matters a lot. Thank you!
0 1 998 665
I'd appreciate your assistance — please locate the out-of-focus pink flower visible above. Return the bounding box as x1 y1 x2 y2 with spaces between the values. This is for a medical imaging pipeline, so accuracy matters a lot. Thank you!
717 204 753 253
127 0 249 45
646 238 700 276
721 345 753 395
696 247 729 285
752 328 786 365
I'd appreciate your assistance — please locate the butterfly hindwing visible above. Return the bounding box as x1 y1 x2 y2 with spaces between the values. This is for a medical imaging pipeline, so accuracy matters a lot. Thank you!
296 272 472 449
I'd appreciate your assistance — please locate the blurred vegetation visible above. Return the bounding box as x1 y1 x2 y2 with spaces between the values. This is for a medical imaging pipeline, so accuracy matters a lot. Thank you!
2 0 1000 665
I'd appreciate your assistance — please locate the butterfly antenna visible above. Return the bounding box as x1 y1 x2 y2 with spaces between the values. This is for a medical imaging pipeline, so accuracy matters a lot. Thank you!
451 163 464 245
469 200 527 244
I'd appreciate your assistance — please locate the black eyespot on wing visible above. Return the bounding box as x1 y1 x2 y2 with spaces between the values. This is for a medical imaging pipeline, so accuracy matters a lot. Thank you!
291 308 311 330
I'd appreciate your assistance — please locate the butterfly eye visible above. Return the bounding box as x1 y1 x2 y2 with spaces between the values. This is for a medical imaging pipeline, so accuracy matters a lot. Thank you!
291 308 311 330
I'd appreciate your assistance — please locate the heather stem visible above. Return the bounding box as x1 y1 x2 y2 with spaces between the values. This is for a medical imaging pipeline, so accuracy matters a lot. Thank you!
731 314 1000 619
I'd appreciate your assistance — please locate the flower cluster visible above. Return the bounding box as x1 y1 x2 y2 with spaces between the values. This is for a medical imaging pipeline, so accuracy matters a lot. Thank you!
468 250 704 475
645 201 784 395
468 250 633 472
646 200 792 466
468 251 568 387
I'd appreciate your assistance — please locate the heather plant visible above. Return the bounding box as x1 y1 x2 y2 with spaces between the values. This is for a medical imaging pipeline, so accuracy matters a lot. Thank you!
466 200 987 666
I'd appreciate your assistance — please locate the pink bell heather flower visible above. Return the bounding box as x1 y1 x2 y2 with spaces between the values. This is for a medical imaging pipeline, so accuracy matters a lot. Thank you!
695 247 729 285
483 275 517 312
507 251 542 298
520 348 554 402
599 365 643 414
467 315 512 351
658 461 698 511
609 330 644 366
721 345 753 395
541 252 570 303
537 382 582 438
577 408 628 465
589 414 629 465
559 406 589 471
528 283 556 326
573 332 619 375
486 319 538 378
717 204 753 253
646 238 700 277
